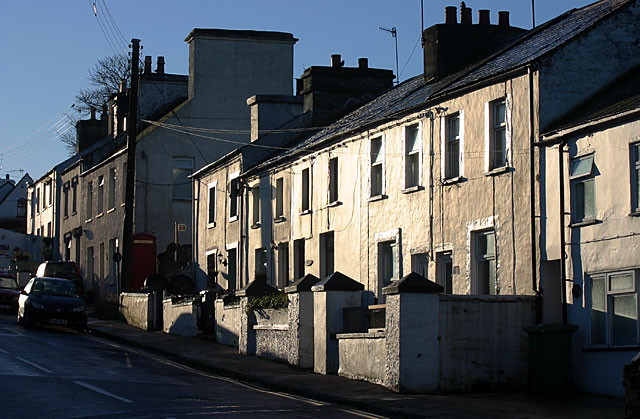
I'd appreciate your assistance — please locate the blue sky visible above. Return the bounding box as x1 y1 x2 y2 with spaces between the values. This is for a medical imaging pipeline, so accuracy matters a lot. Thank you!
0 0 595 181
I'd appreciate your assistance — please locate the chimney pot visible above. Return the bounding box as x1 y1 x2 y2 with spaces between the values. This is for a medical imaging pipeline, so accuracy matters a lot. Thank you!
331 54 344 68
358 57 369 69
498 11 510 27
6 174 9 180
156 56 165 74
460 4 472 24
90 107 96 120
445 6 458 24
144 56 152 74
478 9 490 25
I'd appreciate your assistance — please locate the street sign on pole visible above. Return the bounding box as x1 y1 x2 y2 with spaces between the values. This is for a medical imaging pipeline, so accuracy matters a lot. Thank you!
177 223 187 232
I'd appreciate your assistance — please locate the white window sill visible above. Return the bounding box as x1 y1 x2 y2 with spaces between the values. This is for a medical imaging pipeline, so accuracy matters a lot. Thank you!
570 218 598 228
630 210 640 217
401 186 423 194
299 209 312 216
96 213 104 219
85 218 92 224
327 201 342 208
442 176 465 185
368 194 387 202
121 203 126 207
250 222 261 229
485 166 511 177
107 208 115 214
229 216 238 223
207 222 216 229
274 216 286 224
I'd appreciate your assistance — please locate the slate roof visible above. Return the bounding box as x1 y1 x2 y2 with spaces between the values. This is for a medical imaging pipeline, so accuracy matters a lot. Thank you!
246 0 633 175
542 65 640 135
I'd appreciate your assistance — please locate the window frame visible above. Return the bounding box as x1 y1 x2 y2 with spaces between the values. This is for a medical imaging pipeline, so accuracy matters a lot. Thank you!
228 171 240 222
97 175 104 216
207 180 217 228
631 142 640 214
275 177 284 219
370 135 385 197
63 182 70 218
570 153 596 224
71 177 78 215
277 242 289 288
588 270 639 348
472 229 497 295
108 168 116 210
301 168 310 213
485 97 511 172
442 112 463 180
251 184 260 226
329 157 339 204
86 181 93 221
403 122 422 189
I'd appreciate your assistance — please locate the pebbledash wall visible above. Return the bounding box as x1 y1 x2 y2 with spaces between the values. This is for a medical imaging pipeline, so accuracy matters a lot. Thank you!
212 274 536 393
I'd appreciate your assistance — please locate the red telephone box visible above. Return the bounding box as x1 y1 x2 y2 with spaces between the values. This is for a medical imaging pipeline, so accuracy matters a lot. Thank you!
132 233 156 291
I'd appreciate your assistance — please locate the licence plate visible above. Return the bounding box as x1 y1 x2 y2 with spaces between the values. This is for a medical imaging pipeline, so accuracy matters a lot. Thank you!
50 319 67 325
0 304 10 310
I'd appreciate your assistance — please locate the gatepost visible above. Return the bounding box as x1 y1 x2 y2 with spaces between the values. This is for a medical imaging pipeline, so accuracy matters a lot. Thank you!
312 272 363 374
236 277 278 355
383 272 443 393
284 274 320 368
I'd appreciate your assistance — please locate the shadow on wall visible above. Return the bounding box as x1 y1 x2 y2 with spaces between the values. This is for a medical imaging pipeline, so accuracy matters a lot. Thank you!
167 312 199 336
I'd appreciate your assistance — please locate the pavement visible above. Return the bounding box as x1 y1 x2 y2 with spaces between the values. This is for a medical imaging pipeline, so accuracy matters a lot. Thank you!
87 317 625 419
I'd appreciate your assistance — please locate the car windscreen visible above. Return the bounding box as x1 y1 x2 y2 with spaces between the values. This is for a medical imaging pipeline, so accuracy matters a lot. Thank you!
0 277 19 290
32 279 79 298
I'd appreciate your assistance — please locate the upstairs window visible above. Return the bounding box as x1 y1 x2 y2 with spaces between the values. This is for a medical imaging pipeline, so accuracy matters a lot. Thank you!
301 168 310 212
275 177 284 218
86 182 93 220
370 136 384 197
252 185 260 226
632 143 640 213
329 157 339 203
63 182 70 218
108 168 116 210
121 162 127 204
491 99 507 169
229 173 239 220
172 157 194 200
445 113 461 179
404 123 421 188
570 154 596 223
71 177 78 214
97 175 104 215
207 181 217 227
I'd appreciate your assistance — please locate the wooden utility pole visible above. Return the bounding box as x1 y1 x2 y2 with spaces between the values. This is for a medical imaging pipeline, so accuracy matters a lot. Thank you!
121 38 140 293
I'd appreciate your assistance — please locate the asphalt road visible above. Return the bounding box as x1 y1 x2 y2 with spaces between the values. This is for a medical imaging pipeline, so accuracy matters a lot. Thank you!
0 315 384 418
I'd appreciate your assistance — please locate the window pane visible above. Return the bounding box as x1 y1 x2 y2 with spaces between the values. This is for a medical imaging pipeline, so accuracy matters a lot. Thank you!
208 187 215 224
590 276 606 345
612 294 637 346
448 140 459 178
329 158 338 202
478 261 490 294
252 186 259 224
583 179 595 219
493 128 506 167
371 138 383 165
406 125 419 153
575 182 586 221
569 155 594 178
301 168 310 211
371 165 383 196
610 273 634 292
173 167 191 199
406 154 419 187
276 178 284 217
494 101 506 125
229 178 238 217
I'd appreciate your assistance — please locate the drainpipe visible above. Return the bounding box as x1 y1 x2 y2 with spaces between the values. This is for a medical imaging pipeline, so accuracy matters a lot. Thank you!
558 142 568 324
528 65 542 324
239 179 244 289
429 111 435 261
192 178 199 288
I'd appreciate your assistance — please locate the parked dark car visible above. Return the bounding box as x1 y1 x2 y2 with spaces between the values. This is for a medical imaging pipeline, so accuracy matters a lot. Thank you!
17 277 87 331
0 270 20 314
35 261 84 297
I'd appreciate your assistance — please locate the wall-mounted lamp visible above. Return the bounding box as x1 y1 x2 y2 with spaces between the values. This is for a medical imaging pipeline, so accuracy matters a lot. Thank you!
217 252 227 266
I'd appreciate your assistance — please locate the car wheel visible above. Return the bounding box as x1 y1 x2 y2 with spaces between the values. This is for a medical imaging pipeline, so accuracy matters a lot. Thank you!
74 323 86 333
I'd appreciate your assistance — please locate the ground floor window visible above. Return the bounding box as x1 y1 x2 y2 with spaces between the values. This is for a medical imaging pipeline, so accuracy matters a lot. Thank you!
378 241 398 286
473 229 496 295
277 242 289 288
320 231 334 279
226 248 237 291
436 251 453 294
590 270 638 347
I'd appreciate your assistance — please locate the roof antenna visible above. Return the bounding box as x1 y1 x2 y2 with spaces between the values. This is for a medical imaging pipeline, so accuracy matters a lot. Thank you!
379 26 399 84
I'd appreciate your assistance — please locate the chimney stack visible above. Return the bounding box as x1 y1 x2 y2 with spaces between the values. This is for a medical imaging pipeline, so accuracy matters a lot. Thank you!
144 56 152 74
445 6 457 24
90 107 96 120
156 56 165 74
478 9 490 25
6 174 9 180
498 11 510 27
460 2 472 25
331 54 344 68
358 57 369 69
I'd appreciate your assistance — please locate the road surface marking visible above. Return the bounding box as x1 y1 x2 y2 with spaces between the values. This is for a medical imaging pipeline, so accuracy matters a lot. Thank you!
16 356 53 373
0 348 8 354
73 380 133 404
